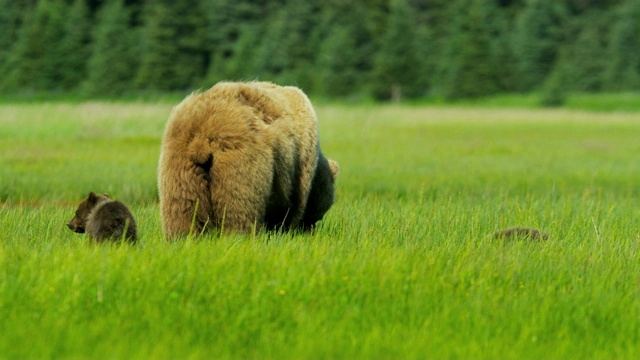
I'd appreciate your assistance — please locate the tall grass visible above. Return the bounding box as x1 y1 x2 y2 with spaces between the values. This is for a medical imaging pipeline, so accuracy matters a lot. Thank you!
1 103 639 359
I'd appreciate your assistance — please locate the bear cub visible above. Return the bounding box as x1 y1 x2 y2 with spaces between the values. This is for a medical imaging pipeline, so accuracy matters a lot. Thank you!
67 192 137 242
494 227 549 241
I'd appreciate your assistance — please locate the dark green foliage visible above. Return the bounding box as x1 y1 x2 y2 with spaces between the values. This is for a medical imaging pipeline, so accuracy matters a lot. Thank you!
318 25 366 97
1 0 639 99
84 0 139 96
1 0 67 91
316 2 374 97
512 0 568 91
201 0 266 85
372 0 423 100
58 0 91 90
563 14 610 92
134 1 178 91
253 0 319 90
540 56 569 107
224 25 261 82
604 0 640 91
0 1 35 70
135 0 206 91
438 0 505 99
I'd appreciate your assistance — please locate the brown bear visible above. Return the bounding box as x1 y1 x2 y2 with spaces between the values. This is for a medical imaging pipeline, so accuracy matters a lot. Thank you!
494 227 549 241
67 192 137 242
158 81 339 238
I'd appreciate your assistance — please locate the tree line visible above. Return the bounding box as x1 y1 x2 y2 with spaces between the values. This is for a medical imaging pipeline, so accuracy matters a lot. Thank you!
1 0 639 101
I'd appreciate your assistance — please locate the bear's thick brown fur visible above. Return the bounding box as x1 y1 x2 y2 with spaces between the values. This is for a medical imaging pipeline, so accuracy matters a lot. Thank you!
67 192 137 242
158 81 339 238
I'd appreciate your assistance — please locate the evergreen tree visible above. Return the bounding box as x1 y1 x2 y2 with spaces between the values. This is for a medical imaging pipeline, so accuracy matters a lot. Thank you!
224 24 261 81
41 0 69 89
372 0 422 101
512 0 568 91
438 0 504 99
540 69 568 107
134 1 178 91
136 0 206 91
604 0 640 91
0 1 35 72
253 0 319 90
58 0 91 90
492 2 520 93
2 0 67 91
318 25 364 97
172 1 207 89
85 0 139 96
0 0 635 99
540 48 569 107
563 14 609 92
201 0 235 83
201 0 266 85
316 2 374 97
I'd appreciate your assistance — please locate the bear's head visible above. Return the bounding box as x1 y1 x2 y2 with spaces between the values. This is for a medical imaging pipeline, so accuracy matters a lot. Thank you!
67 192 109 233
328 159 340 181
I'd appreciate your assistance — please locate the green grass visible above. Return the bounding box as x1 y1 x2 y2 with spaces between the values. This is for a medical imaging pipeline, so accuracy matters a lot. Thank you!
1 102 640 359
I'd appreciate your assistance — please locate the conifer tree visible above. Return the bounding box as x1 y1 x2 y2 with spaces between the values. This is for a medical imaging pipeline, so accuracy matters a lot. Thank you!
0 0 634 98
224 25 261 81
202 0 265 85
540 49 569 107
172 1 207 89
201 0 234 84
58 0 91 90
2 0 67 91
316 2 373 97
604 0 640 91
564 16 609 92
372 0 422 101
253 0 319 90
438 0 503 99
318 25 364 97
85 0 138 96
136 0 206 91
512 0 568 91
0 1 35 73
134 1 178 91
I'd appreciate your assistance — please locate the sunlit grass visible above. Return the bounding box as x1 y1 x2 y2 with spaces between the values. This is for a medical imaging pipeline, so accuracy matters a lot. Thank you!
1 102 639 359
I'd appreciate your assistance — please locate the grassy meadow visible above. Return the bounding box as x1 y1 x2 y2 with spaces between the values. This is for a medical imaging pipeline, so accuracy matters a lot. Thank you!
1 101 640 359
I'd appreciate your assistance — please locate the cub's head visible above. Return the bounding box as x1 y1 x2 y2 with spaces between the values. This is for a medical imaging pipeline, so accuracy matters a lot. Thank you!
67 192 109 233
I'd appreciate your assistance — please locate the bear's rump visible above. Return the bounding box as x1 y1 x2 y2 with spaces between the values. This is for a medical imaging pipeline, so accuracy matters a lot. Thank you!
206 144 274 231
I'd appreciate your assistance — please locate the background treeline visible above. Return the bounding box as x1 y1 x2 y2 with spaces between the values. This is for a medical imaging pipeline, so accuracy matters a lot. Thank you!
0 0 639 101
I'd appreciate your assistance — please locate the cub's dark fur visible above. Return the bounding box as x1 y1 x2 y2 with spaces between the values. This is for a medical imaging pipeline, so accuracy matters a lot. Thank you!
494 227 549 241
67 192 137 242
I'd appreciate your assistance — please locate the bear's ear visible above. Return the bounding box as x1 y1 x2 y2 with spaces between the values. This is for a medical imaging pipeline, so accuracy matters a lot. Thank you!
327 159 340 181
102 193 110 198
88 192 99 203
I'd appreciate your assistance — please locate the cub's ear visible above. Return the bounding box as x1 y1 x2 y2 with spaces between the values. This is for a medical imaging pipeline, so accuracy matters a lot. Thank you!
102 193 110 198
327 159 340 181
88 192 98 201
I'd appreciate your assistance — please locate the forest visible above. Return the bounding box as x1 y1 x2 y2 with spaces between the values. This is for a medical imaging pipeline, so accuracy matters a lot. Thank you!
0 0 639 102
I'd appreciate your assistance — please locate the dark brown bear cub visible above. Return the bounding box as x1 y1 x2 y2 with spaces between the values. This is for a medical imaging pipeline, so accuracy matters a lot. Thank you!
67 192 137 242
494 227 549 241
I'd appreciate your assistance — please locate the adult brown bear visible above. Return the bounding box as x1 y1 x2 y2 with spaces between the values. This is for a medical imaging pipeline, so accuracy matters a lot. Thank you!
158 81 339 239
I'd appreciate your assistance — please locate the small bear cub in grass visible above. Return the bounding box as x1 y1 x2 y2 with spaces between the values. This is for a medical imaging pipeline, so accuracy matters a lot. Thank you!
67 192 137 242
494 227 549 241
